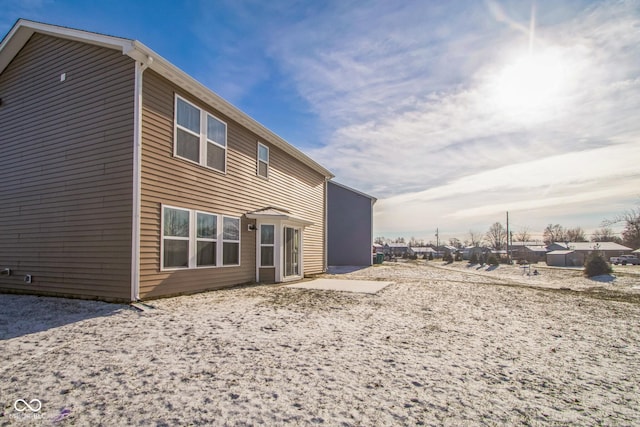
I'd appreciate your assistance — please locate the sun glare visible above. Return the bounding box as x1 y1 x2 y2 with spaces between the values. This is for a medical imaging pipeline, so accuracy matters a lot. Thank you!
490 48 572 121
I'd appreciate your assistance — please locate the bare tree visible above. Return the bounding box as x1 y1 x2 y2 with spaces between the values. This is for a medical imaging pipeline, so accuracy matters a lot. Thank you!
485 222 507 250
604 203 640 249
543 224 566 245
566 227 587 242
514 226 531 243
374 236 386 245
591 227 622 243
449 237 462 249
468 230 483 247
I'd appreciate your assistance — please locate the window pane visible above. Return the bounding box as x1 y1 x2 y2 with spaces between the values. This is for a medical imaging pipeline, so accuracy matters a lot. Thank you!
223 242 240 265
223 217 240 240
164 208 189 237
261 246 274 267
197 241 216 267
197 213 216 239
164 239 189 268
207 115 226 147
258 161 268 178
261 225 274 245
207 142 226 172
176 128 200 162
258 144 268 162
177 98 200 133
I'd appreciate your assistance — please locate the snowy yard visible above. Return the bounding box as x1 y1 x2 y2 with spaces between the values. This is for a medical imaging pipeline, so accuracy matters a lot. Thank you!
1 262 639 425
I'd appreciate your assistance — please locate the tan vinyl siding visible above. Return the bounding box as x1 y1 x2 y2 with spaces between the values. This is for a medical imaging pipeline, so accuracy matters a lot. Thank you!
0 33 135 301
139 70 325 299
259 268 276 284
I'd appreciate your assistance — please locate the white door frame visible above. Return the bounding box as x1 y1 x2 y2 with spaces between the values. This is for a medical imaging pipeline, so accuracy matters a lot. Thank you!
255 219 305 283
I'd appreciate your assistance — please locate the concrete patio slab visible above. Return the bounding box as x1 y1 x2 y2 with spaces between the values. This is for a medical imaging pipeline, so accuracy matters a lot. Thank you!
284 278 393 294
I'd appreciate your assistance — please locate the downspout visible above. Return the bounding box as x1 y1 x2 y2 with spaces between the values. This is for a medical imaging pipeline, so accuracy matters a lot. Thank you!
131 56 153 302
323 177 329 273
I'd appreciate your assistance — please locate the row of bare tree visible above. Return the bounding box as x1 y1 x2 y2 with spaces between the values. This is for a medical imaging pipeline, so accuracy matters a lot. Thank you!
375 203 640 250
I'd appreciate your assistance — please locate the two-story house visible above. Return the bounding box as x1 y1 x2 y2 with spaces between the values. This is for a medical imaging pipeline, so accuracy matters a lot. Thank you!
0 20 335 301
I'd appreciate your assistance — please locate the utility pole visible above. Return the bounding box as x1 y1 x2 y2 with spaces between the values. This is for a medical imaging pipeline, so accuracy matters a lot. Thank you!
435 228 439 258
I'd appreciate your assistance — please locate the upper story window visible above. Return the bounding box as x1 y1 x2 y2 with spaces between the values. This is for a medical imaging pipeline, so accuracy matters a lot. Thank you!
175 95 227 173
257 142 269 178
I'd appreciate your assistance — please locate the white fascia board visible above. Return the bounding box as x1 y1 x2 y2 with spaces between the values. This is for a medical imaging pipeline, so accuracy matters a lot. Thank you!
0 19 135 74
328 180 377 203
245 212 314 227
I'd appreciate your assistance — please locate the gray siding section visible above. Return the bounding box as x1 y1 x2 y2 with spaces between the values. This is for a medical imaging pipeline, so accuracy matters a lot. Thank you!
327 182 373 266
0 33 135 301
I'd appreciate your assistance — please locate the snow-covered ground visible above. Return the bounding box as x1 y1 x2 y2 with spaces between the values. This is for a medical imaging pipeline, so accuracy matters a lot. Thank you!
1 261 639 425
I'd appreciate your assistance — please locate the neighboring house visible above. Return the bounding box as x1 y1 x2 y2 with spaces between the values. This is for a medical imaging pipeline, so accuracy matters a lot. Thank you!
437 245 458 258
545 242 632 267
410 247 436 259
510 242 548 263
385 243 410 258
0 20 336 301
461 246 487 261
546 250 583 267
327 181 376 267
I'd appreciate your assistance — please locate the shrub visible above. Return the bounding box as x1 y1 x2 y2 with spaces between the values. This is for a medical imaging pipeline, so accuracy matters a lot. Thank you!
469 253 478 264
584 252 612 277
487 255 499 266
428 252 434 261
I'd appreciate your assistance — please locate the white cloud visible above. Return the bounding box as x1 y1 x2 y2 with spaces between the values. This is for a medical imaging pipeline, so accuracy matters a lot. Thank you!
265 1 640 239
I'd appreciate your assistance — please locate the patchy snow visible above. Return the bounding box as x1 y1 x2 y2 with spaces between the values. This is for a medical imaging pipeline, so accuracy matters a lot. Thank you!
285 278 393 294
1 261 639 425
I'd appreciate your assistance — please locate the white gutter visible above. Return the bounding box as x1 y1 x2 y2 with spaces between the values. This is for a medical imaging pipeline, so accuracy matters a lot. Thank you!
131 56 153 302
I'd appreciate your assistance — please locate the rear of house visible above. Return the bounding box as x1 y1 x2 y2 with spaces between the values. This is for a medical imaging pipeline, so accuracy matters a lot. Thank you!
0 20 333 301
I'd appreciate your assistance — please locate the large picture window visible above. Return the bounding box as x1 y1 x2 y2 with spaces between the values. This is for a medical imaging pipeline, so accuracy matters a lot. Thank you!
162 206 239 270
163 207 190 268
196 212 217 267
222 216 240 266
174 96 227 173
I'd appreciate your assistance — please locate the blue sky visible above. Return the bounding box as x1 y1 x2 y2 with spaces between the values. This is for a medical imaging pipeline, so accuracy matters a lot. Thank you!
2 0 639 244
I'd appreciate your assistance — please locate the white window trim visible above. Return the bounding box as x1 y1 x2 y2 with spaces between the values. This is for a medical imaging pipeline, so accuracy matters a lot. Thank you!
174 94 228 174
257 142 269 179
161 205 240 271
281 223 304 282
259 223 275 267
161 205 191 270
221 215 241 267
195 210 217 269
